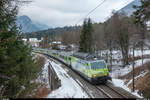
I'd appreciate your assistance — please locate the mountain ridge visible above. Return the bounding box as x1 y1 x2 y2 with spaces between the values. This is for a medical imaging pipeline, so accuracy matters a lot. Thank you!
119 0 141 15
16 15 49 33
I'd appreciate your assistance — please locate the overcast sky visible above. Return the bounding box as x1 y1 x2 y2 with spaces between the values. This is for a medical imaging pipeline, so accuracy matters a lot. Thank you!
19 0 134 28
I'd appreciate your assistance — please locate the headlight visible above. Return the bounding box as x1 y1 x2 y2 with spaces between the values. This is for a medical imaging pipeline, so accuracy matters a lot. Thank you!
92 74 97 78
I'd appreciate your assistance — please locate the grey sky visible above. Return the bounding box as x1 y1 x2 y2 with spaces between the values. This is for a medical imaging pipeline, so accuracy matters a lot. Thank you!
19 0 134 28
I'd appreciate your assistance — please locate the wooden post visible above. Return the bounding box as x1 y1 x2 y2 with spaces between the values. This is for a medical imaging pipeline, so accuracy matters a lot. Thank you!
132 44 135 92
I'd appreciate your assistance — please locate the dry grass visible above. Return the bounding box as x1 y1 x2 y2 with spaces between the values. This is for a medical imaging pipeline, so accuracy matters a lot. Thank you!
29 54 60 98
128 55 150 63
31 55 51 98
36 55 46 68
32 85 51 98
128 55 141 62
128 72 150 98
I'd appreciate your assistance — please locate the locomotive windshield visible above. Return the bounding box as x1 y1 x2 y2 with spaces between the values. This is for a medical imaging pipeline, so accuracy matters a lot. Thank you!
91 61 106 70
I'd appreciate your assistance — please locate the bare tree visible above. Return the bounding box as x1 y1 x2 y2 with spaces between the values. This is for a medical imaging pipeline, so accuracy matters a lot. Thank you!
61 30 81 45
92 23 105 53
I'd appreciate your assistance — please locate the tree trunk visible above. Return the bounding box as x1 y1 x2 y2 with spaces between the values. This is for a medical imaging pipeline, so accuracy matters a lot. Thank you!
109 48 113 72
141 41 144 65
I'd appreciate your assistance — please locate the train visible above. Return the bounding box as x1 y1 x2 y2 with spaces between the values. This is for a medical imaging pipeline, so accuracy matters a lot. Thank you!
34 48 111 85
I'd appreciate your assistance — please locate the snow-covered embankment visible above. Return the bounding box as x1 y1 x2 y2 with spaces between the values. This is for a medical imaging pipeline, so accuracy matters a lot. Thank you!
47 60 89 98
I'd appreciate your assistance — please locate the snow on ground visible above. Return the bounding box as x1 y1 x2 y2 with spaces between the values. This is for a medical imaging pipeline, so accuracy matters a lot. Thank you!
100 49 150 66
112 79 142 98
47 61 89 98
41 59 49 87
109 49 150 98
35 58 50 88
129 49 150 57
101 49 150 58
110 59 150 78
126 71 148 87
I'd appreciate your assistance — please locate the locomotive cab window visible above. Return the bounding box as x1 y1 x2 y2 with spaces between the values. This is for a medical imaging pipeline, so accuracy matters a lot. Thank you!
91 61 106 70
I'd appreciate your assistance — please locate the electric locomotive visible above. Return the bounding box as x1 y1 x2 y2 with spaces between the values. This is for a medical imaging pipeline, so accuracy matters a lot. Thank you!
71 52 111 84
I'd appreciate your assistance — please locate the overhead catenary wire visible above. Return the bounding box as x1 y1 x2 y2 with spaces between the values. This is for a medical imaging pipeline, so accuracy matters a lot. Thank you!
75 0 107 25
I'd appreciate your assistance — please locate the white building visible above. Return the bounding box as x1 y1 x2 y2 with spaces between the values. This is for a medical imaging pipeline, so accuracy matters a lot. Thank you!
29 38 41 47
147 21 150 31
22 38 27 42
52 41 61 45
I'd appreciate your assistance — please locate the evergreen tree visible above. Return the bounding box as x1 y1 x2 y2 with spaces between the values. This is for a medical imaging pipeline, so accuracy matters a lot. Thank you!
133 0 150 65
87 18 93 52
133 0 150 27
79 18 93 53
79 20 87 52
0 0 40 97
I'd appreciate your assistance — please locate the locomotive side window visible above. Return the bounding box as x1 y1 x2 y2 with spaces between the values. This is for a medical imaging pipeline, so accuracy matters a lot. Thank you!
69 57 71 60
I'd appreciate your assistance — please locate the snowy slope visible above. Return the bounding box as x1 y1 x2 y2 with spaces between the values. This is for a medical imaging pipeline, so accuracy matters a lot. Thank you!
111 59 150 78
47 61 89 98
112 79 142 98
109 49 150 98
119 0 141 15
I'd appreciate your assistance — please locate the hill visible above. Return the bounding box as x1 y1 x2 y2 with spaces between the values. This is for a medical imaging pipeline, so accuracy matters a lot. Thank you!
119 0 141 15
25 26 81 40
16 15 49 33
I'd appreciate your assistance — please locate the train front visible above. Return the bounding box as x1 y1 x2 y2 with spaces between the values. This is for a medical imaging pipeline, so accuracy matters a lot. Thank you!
88 60 111 84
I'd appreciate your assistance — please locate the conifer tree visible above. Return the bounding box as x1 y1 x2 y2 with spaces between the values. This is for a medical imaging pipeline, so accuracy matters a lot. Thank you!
0 0 40 97
133 0 150 65
133 0 150 27
79 18 93 53
87 18 93 53
79 20 87 52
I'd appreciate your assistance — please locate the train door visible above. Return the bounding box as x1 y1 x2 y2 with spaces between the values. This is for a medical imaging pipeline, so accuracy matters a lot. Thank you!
69 57 71 67
67 56 71 66
65 56 67 64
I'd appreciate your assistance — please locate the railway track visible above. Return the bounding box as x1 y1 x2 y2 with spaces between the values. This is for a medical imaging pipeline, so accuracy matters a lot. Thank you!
105 84 127 98
95 85 128 98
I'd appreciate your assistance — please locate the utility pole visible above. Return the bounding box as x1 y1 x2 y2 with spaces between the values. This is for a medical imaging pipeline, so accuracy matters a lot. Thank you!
132 43 135 92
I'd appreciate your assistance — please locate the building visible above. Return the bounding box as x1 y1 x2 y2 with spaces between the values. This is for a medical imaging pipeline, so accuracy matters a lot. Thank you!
147 21 150 31
22 38 27 42
29 38 41 47
52 41 61 45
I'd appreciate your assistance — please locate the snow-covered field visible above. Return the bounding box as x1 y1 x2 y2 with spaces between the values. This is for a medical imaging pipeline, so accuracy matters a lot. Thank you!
47 60 89 98
101 49 150 57
105 49 150 78
110 59 150 78
100 49 150 66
